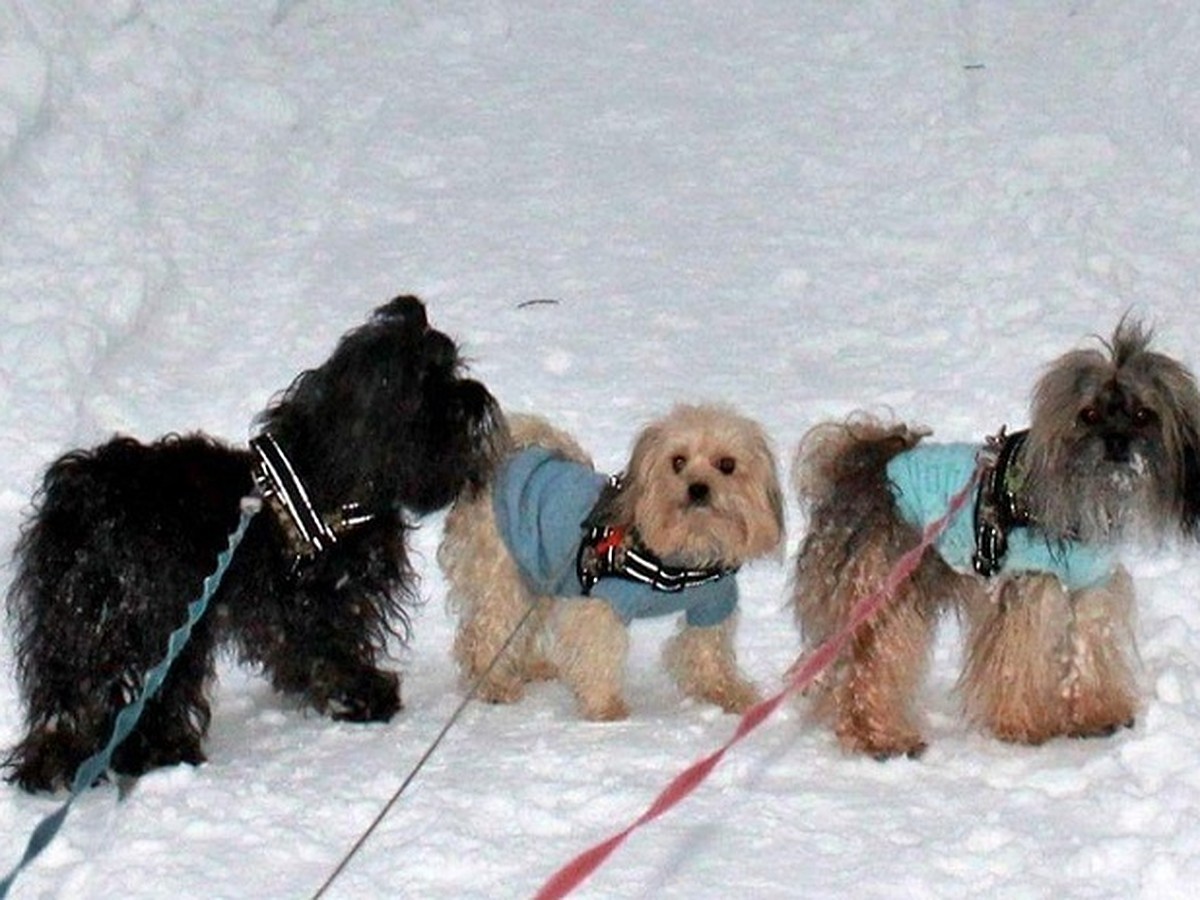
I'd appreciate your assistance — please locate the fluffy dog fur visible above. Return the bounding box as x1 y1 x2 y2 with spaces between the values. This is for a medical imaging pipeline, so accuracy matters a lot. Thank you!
440 404 784 721
792 319 1200 758
5 295 504 792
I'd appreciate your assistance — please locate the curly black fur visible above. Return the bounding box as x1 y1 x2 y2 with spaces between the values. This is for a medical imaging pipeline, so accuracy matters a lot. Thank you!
5 295 504 792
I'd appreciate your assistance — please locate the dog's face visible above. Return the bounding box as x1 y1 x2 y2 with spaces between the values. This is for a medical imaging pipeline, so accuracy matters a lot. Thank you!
1022 318 1200 540
260 295 504 516
616 405 784 568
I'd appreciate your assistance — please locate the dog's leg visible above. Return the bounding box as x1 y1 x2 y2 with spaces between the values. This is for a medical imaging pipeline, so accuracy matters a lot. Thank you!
6 669 122 793
961 575 1073 744
7 615 215 791
517 604 559 684
6 656 122 792
7 538 220 790
830 589 934 759
663 616 760 713
551 598 630 721
238 554 404 723
109 624 215 777
256 613 402 723
453 588 547 704
1061 567 1138 738
797 540 935 759
304 655 401 723
442 498 542 703
258 592 403 724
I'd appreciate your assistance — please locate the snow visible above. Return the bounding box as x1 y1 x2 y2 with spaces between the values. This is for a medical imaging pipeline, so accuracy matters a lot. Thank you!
4 1 1200 897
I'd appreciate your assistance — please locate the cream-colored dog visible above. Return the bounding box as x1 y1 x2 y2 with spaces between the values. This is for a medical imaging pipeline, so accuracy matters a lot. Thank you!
439 404 784 720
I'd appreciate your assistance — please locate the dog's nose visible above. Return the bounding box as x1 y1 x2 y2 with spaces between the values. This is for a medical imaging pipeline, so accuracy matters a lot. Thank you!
1104 433 1132 463
687 482 710 505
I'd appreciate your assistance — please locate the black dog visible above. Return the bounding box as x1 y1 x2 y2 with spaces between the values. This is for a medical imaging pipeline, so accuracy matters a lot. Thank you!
5 295 503 792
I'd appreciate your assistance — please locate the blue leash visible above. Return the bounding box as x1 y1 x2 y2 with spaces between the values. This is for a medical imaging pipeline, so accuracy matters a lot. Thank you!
0 497 260 898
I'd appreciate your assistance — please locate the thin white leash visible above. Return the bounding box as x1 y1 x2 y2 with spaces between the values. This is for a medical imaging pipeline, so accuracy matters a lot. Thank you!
310 600 540 899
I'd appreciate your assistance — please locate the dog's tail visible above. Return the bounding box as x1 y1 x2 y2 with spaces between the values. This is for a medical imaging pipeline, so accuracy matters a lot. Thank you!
792 413 927 512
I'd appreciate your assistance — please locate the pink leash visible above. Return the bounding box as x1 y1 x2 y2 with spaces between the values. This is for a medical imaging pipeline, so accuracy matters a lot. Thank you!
533 466 981 900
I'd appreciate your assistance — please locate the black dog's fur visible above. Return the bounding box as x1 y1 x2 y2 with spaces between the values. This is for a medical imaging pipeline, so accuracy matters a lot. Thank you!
5 295 503 792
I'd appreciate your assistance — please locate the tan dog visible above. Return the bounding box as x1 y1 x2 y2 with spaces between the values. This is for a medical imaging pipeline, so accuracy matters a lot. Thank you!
792 320 1200 758
439 404 784 721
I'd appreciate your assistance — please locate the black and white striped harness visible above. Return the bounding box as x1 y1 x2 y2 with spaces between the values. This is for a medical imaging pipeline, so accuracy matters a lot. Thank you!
249 432 375 561
575 475 738 595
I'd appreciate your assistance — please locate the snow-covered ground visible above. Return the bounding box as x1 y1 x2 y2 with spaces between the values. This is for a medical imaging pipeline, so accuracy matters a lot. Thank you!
4 1 1200 897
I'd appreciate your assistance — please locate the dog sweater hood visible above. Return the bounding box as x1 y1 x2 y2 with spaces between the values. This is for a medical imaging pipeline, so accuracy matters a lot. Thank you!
886 442 1114 591
492 447 738 627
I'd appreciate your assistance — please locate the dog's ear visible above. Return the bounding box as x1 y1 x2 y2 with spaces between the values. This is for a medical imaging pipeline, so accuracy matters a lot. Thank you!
1130 326 1200 537
1179 422 1200 537
747 426 785 551
765 454 786 549
373 294 429 330
608 421 663 528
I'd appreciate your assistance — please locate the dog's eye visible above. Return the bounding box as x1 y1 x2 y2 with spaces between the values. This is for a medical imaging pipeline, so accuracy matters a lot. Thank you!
1078 406 1101 426
716 456 736 475
1133 406 1158 428
671 455 686 474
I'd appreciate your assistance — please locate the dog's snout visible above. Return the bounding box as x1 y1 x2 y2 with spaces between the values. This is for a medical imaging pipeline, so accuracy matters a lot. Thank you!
1104 432 1132 463
687 482 711 505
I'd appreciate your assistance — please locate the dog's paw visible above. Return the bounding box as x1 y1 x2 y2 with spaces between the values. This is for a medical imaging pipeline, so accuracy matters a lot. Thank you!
837 724 927 760
1063 689 1137 741
1066 715 1136 741
323 666 403 723
4 729 90 794
705 679 762 714
579 694 630 722
474 677 525 705
522 658 559 682
871 744 927 762
112 730 207 778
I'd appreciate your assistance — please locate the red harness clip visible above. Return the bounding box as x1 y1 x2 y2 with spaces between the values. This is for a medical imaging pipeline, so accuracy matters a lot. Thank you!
593 526 625 555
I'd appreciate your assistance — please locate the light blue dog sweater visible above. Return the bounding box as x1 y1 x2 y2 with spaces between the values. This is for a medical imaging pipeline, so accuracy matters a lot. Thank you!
885 443 1114 591
492 447 738 627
